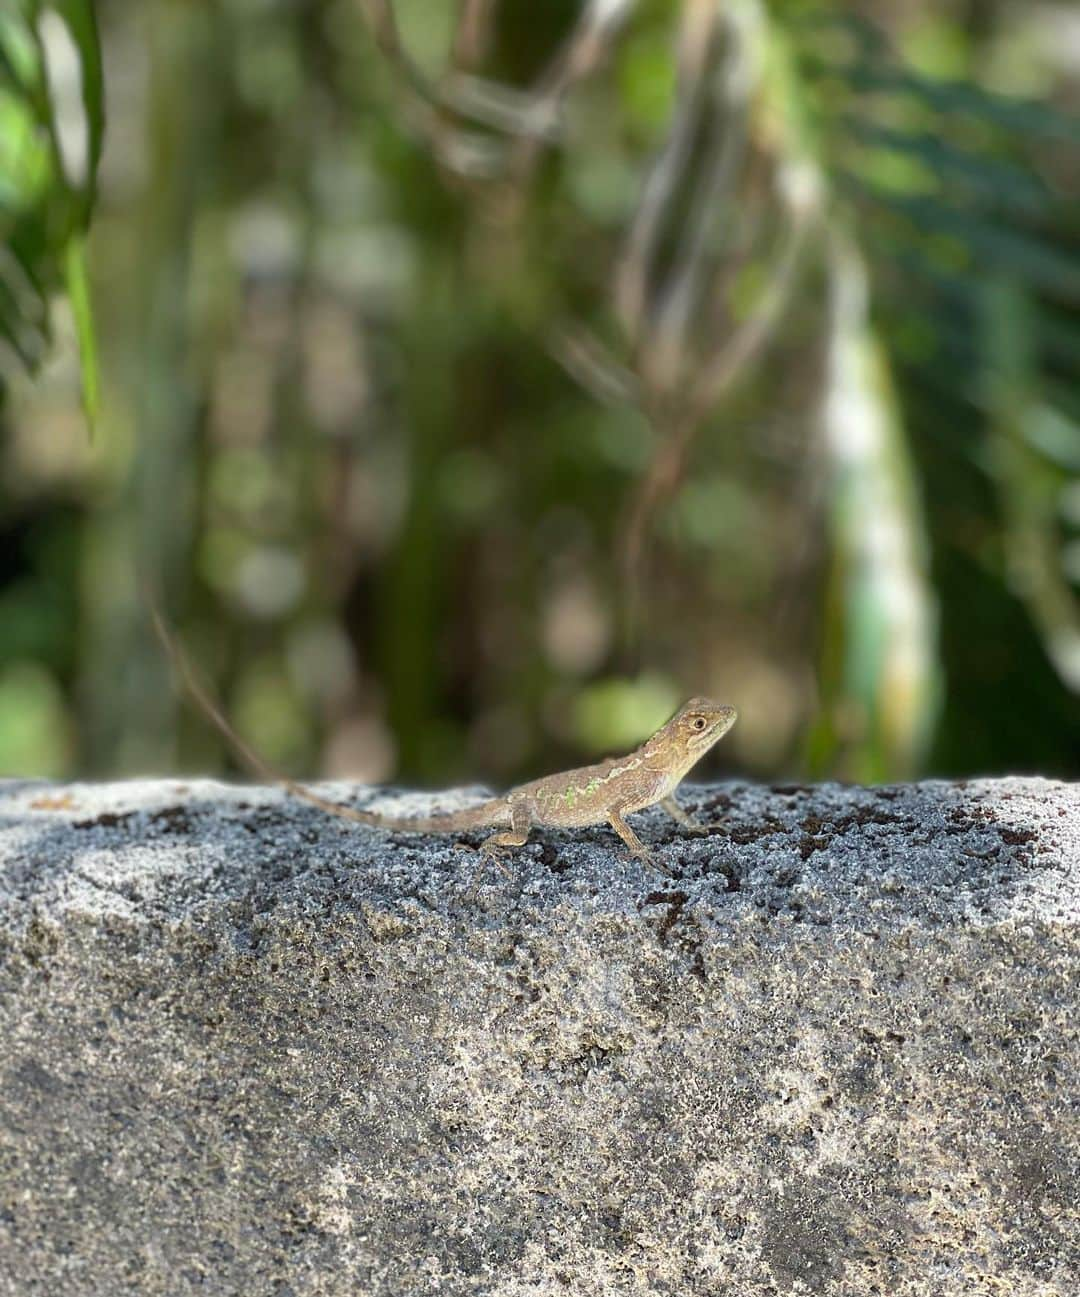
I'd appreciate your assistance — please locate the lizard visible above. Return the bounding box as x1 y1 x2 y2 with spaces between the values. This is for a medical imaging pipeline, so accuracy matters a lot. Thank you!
152 608 737 863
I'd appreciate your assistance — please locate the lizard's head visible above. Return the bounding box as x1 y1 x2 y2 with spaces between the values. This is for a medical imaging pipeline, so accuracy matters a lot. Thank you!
667 697 738 763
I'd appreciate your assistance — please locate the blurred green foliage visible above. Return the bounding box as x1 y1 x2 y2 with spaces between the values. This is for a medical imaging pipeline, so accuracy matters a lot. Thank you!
0 1 101 415
1 0 1078 786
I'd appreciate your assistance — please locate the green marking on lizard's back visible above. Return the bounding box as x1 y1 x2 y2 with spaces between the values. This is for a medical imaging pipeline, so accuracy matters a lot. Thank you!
554 766 626 810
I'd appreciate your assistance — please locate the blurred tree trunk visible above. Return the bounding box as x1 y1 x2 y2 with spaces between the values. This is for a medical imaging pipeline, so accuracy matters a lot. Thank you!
80 0 228 773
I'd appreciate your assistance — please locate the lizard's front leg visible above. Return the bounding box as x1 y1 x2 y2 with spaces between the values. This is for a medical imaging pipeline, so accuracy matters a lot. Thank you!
660 794 710 834
607 809 654 862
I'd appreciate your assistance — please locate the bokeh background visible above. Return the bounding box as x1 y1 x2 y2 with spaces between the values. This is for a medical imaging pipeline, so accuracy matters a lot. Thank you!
2 0 1079 790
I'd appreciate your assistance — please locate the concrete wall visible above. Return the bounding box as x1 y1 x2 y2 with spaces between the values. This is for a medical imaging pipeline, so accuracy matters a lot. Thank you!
0 776 1076 1295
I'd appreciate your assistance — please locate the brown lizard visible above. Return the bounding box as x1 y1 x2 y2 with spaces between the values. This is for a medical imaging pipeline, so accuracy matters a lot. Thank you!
153 609 736 862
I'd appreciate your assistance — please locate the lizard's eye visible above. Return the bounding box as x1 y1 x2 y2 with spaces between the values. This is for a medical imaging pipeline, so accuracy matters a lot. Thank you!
691 717 707 731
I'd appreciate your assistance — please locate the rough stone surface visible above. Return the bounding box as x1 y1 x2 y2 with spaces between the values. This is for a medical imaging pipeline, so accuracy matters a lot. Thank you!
0 776 1077 1296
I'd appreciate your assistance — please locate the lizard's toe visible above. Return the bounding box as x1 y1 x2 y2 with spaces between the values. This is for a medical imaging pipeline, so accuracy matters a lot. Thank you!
626 848 672 876
478 844 515 878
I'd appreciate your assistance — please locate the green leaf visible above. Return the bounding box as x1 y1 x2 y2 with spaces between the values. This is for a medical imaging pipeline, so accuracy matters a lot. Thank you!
50 0 105 214
839 177 1080 303
818 60 1080 142
63 232 98 430
839 117 1057 218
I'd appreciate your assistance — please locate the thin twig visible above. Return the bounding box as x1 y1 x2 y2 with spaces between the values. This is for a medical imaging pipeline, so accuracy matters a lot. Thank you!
644 41 750 392
689 166 819 423
452 0 498 68
549 323 642 407
149 601 379 825
501 0 638 200
618 167 821 634
614 0 723 344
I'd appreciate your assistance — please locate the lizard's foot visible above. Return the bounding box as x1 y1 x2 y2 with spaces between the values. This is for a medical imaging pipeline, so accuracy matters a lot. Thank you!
477 842 515 879
660 796 714 833
625 847 672 876
450 837 513 881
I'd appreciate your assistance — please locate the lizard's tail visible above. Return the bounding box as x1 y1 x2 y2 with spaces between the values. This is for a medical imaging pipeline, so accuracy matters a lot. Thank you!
151 603 501 833
341 801 508 834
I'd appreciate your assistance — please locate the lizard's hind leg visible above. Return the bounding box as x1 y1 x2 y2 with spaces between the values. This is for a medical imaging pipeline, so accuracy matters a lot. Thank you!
456 810 530 885
479 802 532 857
